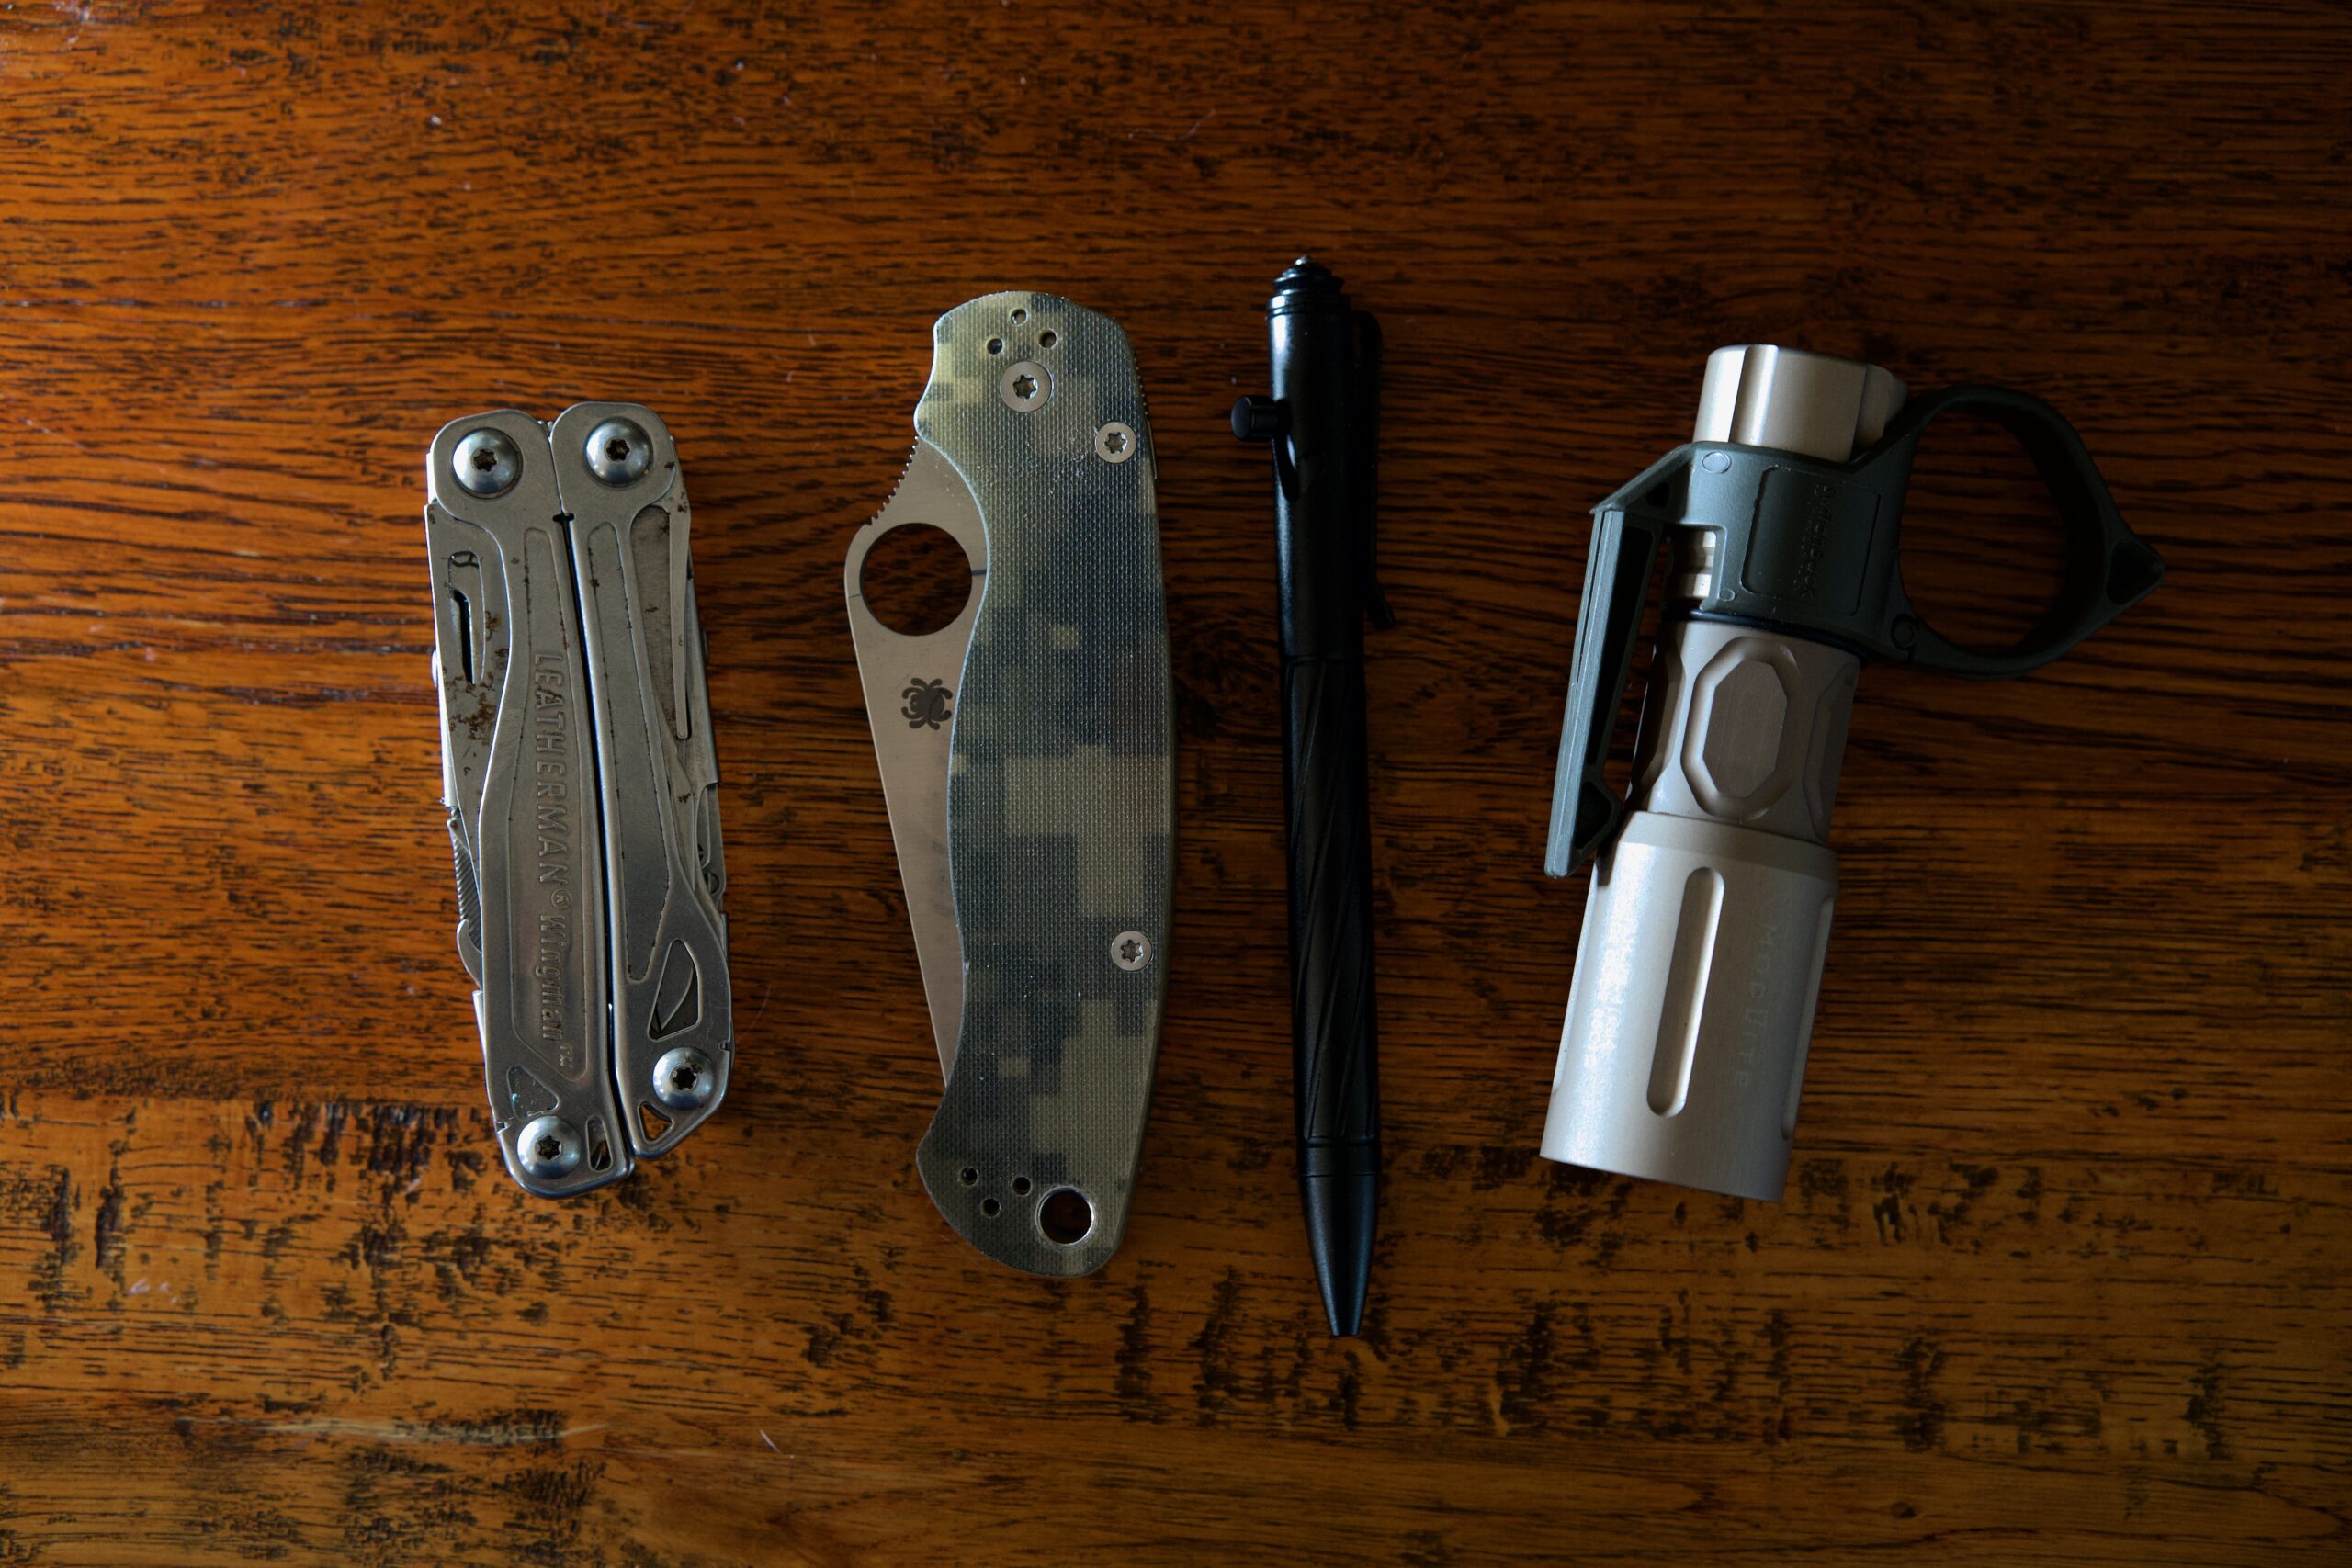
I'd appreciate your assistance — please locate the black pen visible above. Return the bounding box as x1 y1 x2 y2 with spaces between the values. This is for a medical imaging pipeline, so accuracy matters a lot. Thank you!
1233 258 1394 1337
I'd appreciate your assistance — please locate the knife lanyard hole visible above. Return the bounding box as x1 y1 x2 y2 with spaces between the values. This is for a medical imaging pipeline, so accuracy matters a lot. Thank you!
1039 1188 1093 1247
858 522 975 638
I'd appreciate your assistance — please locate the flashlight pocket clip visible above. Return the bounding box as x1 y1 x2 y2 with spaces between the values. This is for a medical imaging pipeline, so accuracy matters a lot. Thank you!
1545 383 2166 876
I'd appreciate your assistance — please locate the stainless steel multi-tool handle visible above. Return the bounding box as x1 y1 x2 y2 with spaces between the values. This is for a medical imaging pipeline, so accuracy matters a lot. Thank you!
425 403 731 1197
847 293 1174 1277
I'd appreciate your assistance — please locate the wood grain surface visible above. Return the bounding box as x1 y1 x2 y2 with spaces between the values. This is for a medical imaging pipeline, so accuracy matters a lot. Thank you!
2 3 2346 1564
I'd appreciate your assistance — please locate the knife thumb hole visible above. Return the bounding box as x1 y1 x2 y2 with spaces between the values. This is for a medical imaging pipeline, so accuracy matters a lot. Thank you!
860 522 975 637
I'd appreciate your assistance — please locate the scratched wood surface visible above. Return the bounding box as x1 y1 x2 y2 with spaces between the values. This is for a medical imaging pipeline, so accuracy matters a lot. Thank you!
1 3 2346 1564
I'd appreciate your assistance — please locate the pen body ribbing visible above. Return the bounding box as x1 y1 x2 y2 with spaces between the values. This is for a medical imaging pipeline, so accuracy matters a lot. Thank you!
1283 654 1381 1153
1266 262 1380 1157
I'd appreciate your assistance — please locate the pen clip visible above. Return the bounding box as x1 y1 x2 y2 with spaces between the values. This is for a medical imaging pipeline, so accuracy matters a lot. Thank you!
1351 310 1396 631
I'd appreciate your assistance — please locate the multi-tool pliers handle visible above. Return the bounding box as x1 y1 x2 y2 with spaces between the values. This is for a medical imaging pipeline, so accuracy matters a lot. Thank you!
425 404 732 1197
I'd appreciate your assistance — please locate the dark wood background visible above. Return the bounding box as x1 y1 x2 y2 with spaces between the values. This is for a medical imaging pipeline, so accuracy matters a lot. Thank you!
2 4 2345 1564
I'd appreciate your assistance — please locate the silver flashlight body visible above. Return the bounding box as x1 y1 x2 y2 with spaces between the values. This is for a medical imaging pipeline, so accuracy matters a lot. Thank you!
1540 348 1905 1201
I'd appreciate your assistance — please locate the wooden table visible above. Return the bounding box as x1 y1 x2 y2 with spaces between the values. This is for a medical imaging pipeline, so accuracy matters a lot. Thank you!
2 5 2345 1563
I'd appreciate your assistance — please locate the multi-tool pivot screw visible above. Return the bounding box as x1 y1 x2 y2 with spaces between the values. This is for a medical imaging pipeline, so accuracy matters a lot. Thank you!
583 417 653 485
1112 930 1151 971
650 1045 718 1112
1094 422 1136 464
514 1115 583 1180
998 360 1049 412
453 429 521 498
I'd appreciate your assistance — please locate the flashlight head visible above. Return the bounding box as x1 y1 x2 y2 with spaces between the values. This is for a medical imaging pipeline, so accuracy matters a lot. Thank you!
1693 345 1906 461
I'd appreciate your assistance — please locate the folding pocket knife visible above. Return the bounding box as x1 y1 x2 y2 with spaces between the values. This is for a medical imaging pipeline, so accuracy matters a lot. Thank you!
424 403 732 1197
845 293 1174 1276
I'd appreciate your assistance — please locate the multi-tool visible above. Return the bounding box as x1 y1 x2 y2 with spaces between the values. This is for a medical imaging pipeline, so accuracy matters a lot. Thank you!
1540 346 2164 1201
846 292 1173 1277
424 403 733 1197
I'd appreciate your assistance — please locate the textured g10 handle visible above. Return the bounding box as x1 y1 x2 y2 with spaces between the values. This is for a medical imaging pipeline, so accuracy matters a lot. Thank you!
911 292 1174 1278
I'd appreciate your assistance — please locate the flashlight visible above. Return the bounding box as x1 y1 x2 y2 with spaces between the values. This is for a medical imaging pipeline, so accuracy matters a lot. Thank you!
1540 345 2165 1201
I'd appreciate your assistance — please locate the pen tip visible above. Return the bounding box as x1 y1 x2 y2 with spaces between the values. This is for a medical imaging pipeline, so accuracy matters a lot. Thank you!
1303 1170 1375 1338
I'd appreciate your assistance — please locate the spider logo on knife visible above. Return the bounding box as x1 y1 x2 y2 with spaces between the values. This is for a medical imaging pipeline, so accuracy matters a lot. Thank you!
901 677 953 729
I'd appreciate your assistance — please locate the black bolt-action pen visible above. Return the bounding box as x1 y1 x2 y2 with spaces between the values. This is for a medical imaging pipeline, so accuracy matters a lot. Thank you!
1233 258 1394 1337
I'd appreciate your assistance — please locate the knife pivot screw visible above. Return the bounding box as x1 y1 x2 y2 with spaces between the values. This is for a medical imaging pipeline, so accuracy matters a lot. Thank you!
999 360 1050 412
514 1116 582 1181
1094 422 1136 464
650 1046 717 1112
583 417 653 485
1112 930 1151 971
452 429 521 498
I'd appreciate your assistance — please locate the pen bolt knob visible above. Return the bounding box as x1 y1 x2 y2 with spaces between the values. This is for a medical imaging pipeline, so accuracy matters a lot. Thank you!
1230 395 1288 443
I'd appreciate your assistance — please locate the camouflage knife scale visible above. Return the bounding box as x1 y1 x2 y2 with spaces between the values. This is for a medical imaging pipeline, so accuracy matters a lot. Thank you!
425 402 733 1197
847 292 1174 1277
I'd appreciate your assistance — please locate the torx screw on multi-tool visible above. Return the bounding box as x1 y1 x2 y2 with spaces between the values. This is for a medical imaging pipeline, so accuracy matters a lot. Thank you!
514 1115 584 1180
452 428 521 498
583 417 654 485
651 1046 718 1112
